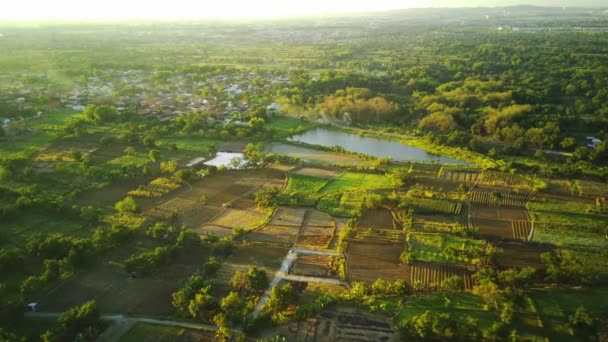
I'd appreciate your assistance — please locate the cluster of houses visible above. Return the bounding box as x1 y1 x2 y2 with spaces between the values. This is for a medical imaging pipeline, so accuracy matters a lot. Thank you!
0 69 290 127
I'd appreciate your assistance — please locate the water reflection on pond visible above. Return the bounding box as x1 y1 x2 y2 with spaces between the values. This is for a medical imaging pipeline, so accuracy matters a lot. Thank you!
288 128 469 165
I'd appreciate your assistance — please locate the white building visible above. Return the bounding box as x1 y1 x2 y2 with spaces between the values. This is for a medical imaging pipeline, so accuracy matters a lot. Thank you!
586 136 602 149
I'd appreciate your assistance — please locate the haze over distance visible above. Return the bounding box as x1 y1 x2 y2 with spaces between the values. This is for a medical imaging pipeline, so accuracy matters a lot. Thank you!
1 0 607 20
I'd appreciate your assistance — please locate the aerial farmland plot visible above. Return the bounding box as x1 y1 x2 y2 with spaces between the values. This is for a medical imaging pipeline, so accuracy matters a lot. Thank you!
356 208 397 230
35 241 208 316
269 207 307 227
321 172 392 193
210 208 268 229
295 209 336 249
495 243 550 270
406 232 486 265
471 216 514 240
290 254 337 278
214 243 288 289
347 240 408 283
293 166 342 179
178 204 223 228
245 224 301 245
409 262 475 290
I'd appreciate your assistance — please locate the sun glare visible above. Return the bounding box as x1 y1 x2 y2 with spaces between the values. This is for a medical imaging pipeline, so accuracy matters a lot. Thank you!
0 0 425 20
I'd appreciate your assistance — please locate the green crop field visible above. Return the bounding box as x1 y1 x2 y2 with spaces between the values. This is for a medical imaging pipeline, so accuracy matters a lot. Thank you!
158 136 219 153
407 232 486 265
284 173 329 193
322 172 392 193
528 199 608 248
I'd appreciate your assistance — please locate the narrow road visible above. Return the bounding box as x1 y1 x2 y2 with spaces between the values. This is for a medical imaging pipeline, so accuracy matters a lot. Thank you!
251 247 346 319
251 250 297 318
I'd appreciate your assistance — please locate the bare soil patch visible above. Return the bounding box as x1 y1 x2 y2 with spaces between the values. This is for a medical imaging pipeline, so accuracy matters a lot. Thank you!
269 207 307 227
210 208 266 229
472 217 513 240
347 241 408 283
357 209 396 230
178 204 222 228
245 225 300 246
495 243 549 270
290 254 336 278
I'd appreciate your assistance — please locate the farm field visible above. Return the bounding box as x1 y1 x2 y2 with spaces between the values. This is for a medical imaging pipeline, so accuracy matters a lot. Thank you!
244 224 301 245
210 208 268 229
35 242 208 316
214 243 288 290
356 208 396 230
293 167 342 179
530 287 608 341
347 241 408 283
494 243 549 270
290 254 336 278
295 210 335 249
283 173 329 193
268 207 307 227
409 262 474 290
527 198 608 248
478 171 536 190
471 216 514 240
468 189 533 207
321 172 392 193
438 170 480 184
297 282 347 302
402 197 462 216
406 232 486 265
469 203 532 241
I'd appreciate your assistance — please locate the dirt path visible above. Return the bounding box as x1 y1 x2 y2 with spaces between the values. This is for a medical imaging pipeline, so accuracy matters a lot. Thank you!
251 247 345 319
251 250 298 318
281 274 348 285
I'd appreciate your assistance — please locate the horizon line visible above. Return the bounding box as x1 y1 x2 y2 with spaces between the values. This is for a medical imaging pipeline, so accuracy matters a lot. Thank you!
1 4 607 23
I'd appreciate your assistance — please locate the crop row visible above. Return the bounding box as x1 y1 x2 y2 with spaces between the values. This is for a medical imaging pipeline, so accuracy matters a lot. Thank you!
468 190 533 207
479 171 535 189
439 171 479 184
512 220 532 241
352 228 404 243
410 262 474 290
403 198 462 216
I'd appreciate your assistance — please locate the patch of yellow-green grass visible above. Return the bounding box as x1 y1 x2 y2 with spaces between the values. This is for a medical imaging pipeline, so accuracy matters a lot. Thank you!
322 172 392 193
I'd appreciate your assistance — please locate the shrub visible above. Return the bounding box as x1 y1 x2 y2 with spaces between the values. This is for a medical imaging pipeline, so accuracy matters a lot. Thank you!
114 196 139 213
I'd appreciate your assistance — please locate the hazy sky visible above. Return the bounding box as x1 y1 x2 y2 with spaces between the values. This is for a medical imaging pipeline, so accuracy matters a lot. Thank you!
0 0 605 20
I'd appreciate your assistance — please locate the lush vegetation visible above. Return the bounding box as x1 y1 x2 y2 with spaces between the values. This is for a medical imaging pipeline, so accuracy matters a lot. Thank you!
1 6 608 341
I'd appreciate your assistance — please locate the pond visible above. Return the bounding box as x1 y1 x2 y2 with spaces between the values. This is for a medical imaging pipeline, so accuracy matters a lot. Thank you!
264 143 371 166
288 128 469 165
